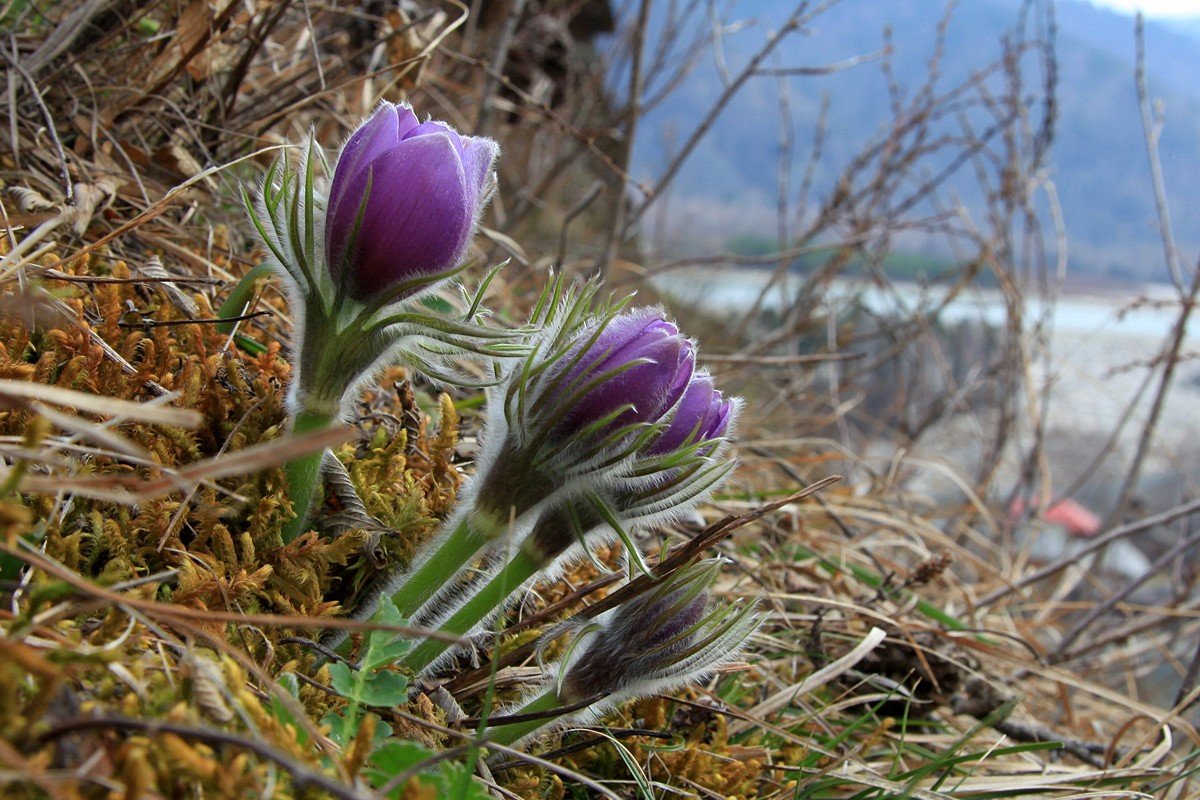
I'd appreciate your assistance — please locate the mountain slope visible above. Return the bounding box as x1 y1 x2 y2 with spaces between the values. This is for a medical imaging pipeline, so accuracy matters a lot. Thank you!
629 0 1200 281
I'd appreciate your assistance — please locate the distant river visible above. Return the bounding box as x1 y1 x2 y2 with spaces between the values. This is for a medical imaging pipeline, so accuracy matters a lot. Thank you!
652 267 1198 342
653 266 1200 514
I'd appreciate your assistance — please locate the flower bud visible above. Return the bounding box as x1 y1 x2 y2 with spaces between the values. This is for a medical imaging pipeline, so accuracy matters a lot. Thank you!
484 561 759 747
518 370 738 567
325 102 499 303
546 308 694 443
648 373 733 456
470 308 693 531
556 560 758 704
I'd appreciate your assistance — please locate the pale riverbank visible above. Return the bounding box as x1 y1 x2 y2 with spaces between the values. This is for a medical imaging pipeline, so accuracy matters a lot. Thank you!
653 267 1200 519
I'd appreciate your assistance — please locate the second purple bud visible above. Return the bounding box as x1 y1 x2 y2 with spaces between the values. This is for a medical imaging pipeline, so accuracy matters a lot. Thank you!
648 372 735 456
541 307 695 445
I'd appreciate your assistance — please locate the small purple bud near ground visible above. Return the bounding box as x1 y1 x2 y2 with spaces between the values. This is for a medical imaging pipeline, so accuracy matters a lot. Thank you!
557 567 713 703
484 560 761 747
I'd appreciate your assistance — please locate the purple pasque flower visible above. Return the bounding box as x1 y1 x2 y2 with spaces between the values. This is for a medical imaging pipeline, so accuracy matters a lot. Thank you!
546 308 694 443
556 559 757 704
466 305 692 538
325 102 499 304
648 372 733 456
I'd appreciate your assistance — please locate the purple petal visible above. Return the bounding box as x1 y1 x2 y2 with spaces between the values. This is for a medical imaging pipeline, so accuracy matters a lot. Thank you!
553 311 694 438
329 134 472 301
404 121 464 155
329 105 418 207
651 375 715 454
648 373 738 455
326 105 415 275
461 137 500 196
710 398 733 439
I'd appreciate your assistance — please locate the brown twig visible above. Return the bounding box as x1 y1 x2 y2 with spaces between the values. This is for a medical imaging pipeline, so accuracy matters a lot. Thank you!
597 0 651 279
977 496 1200 607
117 309 274 329
38 716 369 800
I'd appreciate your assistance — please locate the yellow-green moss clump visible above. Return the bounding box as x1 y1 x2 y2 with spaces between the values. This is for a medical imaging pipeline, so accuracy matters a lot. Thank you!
0 251 461 797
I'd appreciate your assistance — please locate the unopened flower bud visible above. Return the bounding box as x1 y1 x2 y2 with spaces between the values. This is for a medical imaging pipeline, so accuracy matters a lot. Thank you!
557 560 757 704
545 308 694 444
472 306 695 532
325 102 499 304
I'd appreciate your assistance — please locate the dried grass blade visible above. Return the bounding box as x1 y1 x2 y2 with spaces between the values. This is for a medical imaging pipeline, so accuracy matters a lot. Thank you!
0 380 200 427
16 425 353 503
731 626 887 734
28 401 151 460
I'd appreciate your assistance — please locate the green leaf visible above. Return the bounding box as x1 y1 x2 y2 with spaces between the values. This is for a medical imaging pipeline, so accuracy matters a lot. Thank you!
321 710 391 750
321 709 353 747
370 740 436 775
368 742 493 799
0 550 23 581
362 599 414 670
266 673 308 744
370 714 394 746
358 670 409 707
364 636 413 671
369 742 447 799
1 525 45 581
216 262 274 335
440 761 492 800
233 333 267 355
421 294 454 315
327 662 358 699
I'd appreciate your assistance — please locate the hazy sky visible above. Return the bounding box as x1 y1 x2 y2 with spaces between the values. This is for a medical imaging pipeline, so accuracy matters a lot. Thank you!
1092 0 1200 15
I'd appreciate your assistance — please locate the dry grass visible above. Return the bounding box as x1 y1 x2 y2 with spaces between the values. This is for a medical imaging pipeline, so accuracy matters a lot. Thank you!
1 1 1198 798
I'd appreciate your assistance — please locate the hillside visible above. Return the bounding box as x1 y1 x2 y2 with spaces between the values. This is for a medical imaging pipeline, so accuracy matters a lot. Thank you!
630 0 1200 282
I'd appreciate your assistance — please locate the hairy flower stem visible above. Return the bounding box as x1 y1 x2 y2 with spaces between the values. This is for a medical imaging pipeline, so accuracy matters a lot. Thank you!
404 549 543 672
484 690 561 746
388 518 491 618
281 408 337 543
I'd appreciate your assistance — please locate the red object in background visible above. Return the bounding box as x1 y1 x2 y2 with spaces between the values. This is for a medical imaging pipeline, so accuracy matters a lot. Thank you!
1008 496 1102 538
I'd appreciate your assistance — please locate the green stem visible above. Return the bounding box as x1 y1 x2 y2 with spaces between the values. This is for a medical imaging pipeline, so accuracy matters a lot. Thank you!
329 513 502 661
405 549 542 672
388 518 486 618
485 690 562 746
216 263 274 336
281 409 337 543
